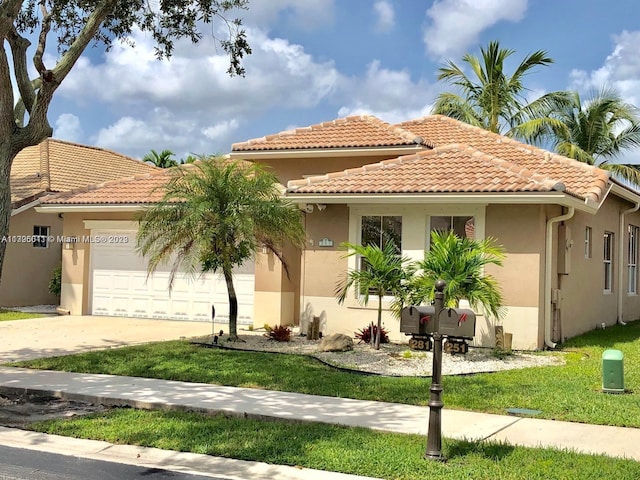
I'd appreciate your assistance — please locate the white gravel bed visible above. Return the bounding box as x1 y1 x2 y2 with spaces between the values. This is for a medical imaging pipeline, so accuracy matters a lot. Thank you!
219 332 565 377
5 305 58 314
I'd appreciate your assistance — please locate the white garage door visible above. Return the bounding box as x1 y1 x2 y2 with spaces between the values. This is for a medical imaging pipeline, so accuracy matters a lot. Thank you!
89 230 254 324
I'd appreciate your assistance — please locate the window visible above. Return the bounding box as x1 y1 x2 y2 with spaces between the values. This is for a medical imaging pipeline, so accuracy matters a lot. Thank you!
33 226 50 248
604 231 614 293
430 216 475 240
629 225 639 295
359 216 402 295
585 226 592 259
361 216 402 250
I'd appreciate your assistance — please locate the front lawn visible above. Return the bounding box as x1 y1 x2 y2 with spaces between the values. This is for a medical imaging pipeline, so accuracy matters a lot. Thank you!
0 309 47 321
29 409 640 480
12 321 640 427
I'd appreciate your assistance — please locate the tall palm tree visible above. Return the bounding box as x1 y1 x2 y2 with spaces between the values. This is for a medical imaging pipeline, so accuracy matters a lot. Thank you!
514 88 640 184
433 40 570 135
143 149 178 168
136 157 306 340
409 231 505 321
336 241 413 349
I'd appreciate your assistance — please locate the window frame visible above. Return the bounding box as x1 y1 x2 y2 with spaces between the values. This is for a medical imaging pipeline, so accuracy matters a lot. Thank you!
628 225 639 295
585 226 592 259
32 225 50 249
604 231 614 294
358 215 403 297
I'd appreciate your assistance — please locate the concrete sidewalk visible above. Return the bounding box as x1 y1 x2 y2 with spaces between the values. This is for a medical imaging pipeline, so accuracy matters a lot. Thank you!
0 367 638 463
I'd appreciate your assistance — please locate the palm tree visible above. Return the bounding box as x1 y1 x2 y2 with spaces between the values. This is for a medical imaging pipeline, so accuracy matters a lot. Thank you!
514 88 640 184
136 157 306 340
336 241 413 349
409 231 505 321
433 40 570 135
143 149 178 168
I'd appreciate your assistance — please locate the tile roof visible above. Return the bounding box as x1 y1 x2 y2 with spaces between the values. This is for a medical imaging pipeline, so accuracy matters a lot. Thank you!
40 169 173 205
40 159 255 206
395 115 609 202
231 115 424 151
287 144 577 196
11 139 158 206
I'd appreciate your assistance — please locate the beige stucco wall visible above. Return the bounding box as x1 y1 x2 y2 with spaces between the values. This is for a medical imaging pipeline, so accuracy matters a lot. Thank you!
484 204 547 350
253 154 410 185
560 196 640 340
0 208 63 306
59 211 138 315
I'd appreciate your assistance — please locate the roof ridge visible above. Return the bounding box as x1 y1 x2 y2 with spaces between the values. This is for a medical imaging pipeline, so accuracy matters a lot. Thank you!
359 115 425 145
428 115 609 177
458 145 567 193
232 114 424 150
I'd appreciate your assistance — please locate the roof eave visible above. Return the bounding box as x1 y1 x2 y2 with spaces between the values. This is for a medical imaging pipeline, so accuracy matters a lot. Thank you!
229 145 426 160
284 192 599 214
35 204 148 213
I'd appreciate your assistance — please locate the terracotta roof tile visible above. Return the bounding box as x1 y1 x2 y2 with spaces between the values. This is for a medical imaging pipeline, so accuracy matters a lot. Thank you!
11 139 158 205
40 170 172 205
287 144 578 196
40 159 254 205
396 115 609 203
231 115 423 151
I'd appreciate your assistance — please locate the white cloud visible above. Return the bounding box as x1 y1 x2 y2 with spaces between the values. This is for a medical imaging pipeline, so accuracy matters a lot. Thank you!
569 30 640 107
54 113 83 142
336 60 438 123
374 1 395 33
423 0 528 58
202 119 241 140
58 26 341 157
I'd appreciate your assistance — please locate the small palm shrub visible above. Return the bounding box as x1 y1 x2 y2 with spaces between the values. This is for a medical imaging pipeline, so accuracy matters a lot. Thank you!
48 265 62 297
265 325 292 342
355 323 389 344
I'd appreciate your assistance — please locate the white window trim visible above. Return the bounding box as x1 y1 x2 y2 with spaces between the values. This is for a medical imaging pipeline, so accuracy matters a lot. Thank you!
628 225 638 295
585 226 592 259
345 205 486 308
604 231 614 294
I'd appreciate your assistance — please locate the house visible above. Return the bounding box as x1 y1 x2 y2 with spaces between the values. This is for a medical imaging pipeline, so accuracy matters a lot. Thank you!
3 139 158 307
230 114 640 350
39 115 640 350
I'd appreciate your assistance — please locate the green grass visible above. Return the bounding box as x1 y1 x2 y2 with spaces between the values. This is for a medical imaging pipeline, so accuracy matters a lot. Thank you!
0 309 46 321
29 408 640 480
12 322 640 427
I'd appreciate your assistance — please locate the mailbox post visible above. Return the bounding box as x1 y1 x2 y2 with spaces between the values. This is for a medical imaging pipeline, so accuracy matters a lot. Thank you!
425 279 446 461
399 281 477 462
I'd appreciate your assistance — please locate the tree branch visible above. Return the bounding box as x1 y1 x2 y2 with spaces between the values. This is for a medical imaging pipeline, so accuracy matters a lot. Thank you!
0 0 23 35
0 46 14 138
50 0 118 83
24 0 118 148
33 2 52 75
8 27 36 118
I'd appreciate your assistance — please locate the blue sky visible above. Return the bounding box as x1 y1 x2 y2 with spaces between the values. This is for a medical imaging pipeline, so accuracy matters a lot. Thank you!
43 0 640 162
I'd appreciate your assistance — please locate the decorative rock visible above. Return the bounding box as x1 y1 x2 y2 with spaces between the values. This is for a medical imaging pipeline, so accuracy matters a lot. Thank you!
319 333 353 352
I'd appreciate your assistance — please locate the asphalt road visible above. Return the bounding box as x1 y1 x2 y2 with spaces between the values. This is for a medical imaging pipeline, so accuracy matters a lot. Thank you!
0 445 223 480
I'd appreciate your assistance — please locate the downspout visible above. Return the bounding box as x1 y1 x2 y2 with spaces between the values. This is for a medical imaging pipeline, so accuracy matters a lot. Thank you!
617 200 640 325
545 207 575 349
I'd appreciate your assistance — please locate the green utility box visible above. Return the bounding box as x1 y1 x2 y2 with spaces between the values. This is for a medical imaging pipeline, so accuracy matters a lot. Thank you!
602 349 624 393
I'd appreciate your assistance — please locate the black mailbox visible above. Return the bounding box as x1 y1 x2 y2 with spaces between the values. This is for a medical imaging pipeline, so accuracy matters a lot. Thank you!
438 308 476 339
400 306 436 335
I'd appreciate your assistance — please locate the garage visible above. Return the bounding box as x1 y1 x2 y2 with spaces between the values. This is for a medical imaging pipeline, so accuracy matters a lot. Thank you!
89 229 254 324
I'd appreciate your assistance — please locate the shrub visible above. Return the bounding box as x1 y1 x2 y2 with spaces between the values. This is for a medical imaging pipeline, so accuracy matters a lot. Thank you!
265 325 291 342
355 323 389 344
48 265 62 297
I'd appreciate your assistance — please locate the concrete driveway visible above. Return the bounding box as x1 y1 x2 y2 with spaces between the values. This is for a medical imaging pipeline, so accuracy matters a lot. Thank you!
0 316 213 363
